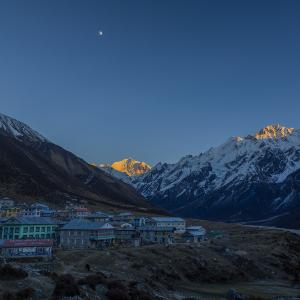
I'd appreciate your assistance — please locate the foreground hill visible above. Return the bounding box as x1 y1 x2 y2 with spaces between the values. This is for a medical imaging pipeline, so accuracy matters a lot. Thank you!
133 125 300 228
2 221 299 299
0 113 152 211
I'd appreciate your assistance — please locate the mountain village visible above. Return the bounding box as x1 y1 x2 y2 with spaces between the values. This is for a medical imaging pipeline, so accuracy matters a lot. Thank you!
0 197 207 260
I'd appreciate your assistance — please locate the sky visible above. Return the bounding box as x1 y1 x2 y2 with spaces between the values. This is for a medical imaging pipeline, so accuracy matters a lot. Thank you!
1 0 300 166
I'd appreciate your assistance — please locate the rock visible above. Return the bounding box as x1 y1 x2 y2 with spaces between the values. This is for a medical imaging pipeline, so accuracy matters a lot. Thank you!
226 289 246 300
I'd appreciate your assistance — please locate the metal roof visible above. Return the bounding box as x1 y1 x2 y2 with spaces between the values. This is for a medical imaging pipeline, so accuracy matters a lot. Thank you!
151 217 185 222
1 216 58 225
61 219 113 230
138 226 174 232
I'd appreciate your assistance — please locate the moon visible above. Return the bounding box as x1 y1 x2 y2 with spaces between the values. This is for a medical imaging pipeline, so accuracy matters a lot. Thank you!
97 30 103 37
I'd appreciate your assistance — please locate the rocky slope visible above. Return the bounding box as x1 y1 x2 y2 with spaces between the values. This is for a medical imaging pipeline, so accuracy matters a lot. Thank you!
0 113 151 211
133 125 300 228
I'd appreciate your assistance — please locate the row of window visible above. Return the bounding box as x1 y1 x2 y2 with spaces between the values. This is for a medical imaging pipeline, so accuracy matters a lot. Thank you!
2 226 55 234
64 230 114 236
2 233 55 239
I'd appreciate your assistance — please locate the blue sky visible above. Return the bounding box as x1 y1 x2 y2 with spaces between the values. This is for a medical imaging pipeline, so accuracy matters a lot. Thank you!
1 0 300 165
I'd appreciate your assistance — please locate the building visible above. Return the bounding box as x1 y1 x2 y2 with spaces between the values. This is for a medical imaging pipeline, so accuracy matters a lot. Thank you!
21 203 54 218
150 217 186 233
84 211 110 222
0 207 21 218
0 239 53 258
112 212 135 223
138 226 174 245
0 198 14 209
59 219 115 249
0 217 58 240
182 226 206 243
131 216 147 228
69 207 89 219
114 223 140 246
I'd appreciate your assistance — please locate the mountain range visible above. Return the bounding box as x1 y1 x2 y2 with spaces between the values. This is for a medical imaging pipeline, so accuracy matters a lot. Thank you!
1 113 300 228
0 113 153 212
130 124 300 228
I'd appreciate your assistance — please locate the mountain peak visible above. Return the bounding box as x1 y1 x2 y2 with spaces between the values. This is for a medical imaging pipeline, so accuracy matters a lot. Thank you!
111 158 151 176
254 124 294 140
0 113 47 143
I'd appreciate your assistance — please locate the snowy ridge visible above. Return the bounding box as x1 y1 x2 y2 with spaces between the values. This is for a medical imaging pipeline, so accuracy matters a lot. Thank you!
0 113 47 143
131 125 300 222
98 165 132 184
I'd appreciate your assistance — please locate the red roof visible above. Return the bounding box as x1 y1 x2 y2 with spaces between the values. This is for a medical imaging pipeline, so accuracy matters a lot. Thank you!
0 239 53 248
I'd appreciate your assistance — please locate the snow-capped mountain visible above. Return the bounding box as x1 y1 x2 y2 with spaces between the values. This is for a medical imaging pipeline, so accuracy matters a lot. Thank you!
97 158 151 180
0 113 47 143
132 124 300 228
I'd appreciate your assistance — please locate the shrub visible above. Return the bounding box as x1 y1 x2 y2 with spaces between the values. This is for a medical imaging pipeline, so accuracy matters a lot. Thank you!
106 288 130 300
15 288 35 300
78 273 107 290
129 288 154 300
52 274 80 299
107 279 126 290
0 291 14 300
0 288 35 300
0 264 28 281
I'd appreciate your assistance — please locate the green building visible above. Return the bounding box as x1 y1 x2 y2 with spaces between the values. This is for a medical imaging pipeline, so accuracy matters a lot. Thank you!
0 217 58 240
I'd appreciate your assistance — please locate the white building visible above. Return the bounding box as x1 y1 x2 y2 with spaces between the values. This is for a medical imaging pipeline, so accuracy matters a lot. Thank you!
150 217 186 233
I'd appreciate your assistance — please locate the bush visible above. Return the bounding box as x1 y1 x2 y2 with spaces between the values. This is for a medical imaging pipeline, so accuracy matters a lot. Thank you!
0 264 28 281
106 288 130 300
15 288 35 300
129 288 154 300
78 273 107 290
107 279 126 290
0 288 35 300
52 274 80 299
0 291 14 300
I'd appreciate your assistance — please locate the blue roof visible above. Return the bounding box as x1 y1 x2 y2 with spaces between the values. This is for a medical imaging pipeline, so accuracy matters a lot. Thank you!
138 226 174 232
2 217 57 225
151 217 185 222
61 219 113 230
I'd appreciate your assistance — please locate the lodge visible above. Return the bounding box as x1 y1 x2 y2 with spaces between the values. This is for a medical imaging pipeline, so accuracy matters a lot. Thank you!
59 219 115 249
150 217 186 233
0 239 53 258
0 217 58 240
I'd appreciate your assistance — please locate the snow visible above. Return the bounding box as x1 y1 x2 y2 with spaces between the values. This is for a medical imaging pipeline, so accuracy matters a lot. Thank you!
0 113 47 143
133 125 300 201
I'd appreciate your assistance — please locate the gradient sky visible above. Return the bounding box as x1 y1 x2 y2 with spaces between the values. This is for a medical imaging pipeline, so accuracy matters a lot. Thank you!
1 0 300 165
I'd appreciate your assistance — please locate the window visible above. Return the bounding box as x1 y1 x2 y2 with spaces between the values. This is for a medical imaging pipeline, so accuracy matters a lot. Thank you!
29 235 34 238
47 227 50 232
41 234 45 238
23 227 28 233
15 227 20 233
30 227 34 232
9 227 14 234
23 235 27 238
4 228 8 234
41 227 45 232
36 227 40 232
35 234 39 239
